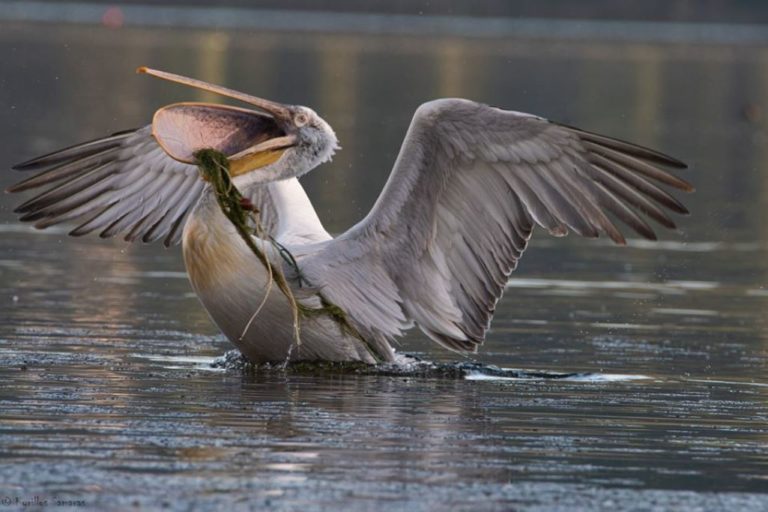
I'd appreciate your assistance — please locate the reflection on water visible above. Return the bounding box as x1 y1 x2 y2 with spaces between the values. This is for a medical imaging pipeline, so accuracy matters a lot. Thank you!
1 18 768 510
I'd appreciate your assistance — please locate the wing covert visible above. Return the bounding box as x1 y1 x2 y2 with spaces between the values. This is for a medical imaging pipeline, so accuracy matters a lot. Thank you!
303 99 692 352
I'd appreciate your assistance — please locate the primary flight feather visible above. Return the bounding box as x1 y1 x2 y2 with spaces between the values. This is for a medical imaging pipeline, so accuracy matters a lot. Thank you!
8 68 692 363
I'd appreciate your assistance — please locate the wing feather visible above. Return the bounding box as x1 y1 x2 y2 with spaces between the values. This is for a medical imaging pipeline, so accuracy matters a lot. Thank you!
9 126 207 247
12 131 133 172
303 99 691 352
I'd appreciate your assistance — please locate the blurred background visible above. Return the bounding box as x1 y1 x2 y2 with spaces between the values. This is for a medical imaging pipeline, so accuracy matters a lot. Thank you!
2 0 767 345
3 0 768 232
1 3 767 509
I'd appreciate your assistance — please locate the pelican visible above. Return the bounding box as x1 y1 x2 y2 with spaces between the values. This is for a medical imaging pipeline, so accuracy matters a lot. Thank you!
8 68 692 364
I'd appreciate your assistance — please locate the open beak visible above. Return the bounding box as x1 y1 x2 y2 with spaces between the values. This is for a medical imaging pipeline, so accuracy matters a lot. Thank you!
228 133 296 175
138 67 292 120
139 67 297 174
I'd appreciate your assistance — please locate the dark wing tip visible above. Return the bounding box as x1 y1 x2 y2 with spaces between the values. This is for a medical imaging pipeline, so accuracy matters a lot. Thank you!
632 221 659 242
608 230 627 246
12 129 138 172
656 153 688 170
662 177 694 193
425 329 481 353
12 157 45 171
557 121 688 170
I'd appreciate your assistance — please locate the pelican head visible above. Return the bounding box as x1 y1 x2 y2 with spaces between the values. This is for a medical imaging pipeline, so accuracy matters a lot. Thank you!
138 67 338 186
271 105 338 182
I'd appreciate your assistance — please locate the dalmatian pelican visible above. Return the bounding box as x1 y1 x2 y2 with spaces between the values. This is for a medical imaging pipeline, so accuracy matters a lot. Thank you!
9 68 692 364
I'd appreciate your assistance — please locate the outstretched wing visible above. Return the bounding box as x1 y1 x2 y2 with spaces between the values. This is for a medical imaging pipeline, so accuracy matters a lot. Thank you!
303 99 692 352
8 103 294 247
9 126 206 247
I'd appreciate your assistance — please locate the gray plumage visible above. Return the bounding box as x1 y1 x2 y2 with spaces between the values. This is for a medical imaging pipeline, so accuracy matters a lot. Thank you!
10 97 691 363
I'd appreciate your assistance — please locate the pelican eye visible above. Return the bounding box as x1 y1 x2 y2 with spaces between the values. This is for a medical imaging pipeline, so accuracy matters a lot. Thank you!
294 112 309 127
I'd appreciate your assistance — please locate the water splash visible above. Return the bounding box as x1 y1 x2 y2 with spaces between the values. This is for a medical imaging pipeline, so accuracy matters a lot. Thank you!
130 353 225 372
208 350 650 382
464 370 650 382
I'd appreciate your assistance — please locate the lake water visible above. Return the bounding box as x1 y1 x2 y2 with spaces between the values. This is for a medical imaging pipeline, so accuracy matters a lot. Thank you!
1 15 767 511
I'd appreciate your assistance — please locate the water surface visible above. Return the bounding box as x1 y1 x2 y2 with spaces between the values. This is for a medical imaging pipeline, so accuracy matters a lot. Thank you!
1 18 767 511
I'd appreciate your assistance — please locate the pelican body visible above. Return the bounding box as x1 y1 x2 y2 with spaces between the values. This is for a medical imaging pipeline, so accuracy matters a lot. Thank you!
9 68 693 364
183 186 384 363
